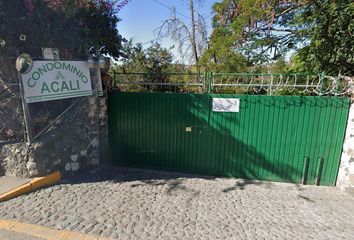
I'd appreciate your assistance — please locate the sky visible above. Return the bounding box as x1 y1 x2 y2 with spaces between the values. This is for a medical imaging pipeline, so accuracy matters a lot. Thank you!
117 0 219 61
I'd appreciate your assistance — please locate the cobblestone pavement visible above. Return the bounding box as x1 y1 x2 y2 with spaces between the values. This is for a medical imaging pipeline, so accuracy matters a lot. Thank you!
1 167 354 240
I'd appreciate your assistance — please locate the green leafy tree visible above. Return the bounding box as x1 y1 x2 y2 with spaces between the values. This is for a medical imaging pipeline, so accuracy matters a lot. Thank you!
117 40 173 73
199 36 248 72
203 0 353 75
112 40 176 91
297 1 354 75
202 0 306 68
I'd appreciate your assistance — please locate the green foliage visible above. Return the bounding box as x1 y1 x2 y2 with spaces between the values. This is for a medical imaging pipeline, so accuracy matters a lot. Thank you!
111 41 178 92
202 0 306 67
115 40 173 73
199 32 248 72
297 1 354 75
272 58 290 74
202 0 353 75
0 0 126 58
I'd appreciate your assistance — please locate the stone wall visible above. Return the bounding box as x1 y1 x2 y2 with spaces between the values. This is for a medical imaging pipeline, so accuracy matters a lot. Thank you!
0 63 108 178
337 101 354 193
0 94 102 177
0 58 25 143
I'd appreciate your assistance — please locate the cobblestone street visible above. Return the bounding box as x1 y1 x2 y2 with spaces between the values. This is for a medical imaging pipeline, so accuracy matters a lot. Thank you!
1 167 354 240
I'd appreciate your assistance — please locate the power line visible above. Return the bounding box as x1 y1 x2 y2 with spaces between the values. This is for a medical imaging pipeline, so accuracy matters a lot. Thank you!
142 37 163 46
142 0 197 46
204 13 214 20
152 0 191 20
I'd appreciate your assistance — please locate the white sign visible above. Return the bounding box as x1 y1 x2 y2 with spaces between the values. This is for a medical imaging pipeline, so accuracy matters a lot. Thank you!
212 98 240 112
21 61 92 103
42 48 60 60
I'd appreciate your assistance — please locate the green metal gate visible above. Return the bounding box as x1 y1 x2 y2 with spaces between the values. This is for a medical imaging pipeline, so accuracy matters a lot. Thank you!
108 92 349 186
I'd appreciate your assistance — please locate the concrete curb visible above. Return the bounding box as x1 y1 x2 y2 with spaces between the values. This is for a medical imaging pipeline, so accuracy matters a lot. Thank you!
0 172 61 202
0 219 109 240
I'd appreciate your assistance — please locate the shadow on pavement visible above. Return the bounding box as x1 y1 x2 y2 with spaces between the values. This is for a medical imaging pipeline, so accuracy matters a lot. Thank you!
56 165 314 204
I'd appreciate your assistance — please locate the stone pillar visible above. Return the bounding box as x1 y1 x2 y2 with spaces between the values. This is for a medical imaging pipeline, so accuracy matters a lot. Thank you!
337 101 354 193
0 64 104 178
98 73 110 165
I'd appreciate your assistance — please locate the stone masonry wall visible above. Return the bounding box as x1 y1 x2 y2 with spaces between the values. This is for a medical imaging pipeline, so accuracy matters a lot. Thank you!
0 58 25 143
0 95 101 177
337 101 354 193
0 65 107 178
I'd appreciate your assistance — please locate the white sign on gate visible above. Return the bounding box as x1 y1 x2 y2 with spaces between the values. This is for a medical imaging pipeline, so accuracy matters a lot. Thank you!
212 98 240 112
21 61 92 103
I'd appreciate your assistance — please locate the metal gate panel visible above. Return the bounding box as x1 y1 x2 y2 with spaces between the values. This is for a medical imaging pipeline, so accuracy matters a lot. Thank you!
108 92 349 186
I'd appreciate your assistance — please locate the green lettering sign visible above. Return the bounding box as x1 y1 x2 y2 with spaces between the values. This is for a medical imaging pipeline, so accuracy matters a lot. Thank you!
61 81 69 92
41 82 50 93
51 81 59 92
22 61 92 103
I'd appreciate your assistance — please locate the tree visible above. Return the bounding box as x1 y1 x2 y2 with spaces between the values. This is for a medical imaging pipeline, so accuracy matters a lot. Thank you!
203 0 353 75
296 1 354 75
156 0 208 69
199 31 248 72
203 0 306 66
117 40 173 73
0 0 129 58
112 40 176 91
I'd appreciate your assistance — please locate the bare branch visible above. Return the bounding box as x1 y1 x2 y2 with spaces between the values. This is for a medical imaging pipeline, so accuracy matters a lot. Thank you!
154 0 207 65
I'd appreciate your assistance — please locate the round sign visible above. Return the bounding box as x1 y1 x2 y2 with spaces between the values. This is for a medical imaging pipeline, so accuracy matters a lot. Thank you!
15 53 33 74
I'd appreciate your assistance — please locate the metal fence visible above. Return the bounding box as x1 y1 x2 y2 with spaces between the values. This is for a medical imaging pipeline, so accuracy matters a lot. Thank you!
112 72 354 96
112 72 205 93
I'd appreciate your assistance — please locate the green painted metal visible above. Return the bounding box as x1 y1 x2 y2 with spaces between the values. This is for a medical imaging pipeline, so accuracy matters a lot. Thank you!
302 156 310 185
108 92 350 186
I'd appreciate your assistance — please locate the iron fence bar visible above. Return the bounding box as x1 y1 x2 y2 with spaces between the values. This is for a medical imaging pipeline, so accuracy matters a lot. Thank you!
111 71 353 95
269 74 273 95
203 72 207 93
334 76 339 96
212 73 318 77
319 73 324 95
116 82 204 86
208 72 213 93
113 72 204 76
212 84 318 87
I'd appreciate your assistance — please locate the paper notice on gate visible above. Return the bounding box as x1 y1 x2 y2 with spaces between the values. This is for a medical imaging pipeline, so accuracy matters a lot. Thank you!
212 98 240 112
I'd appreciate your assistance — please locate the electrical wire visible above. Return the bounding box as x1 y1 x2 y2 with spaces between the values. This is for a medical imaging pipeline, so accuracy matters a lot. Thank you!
152 0 191 20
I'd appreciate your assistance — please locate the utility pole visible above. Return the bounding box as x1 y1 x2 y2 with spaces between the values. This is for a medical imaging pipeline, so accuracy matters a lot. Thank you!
189 0 199 71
